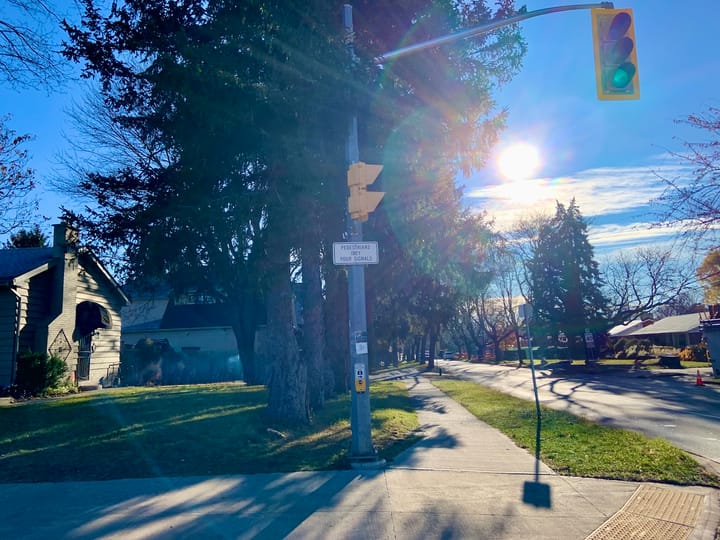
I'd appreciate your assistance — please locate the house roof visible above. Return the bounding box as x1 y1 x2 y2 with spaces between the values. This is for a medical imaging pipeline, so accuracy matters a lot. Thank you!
0 247 54 283
629 312 706 336
0 245 129 305
608 319 646 337
160 302 236 330
121 297 169 332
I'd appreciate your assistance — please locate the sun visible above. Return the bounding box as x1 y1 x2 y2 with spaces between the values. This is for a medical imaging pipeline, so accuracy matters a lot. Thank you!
497 143 540 181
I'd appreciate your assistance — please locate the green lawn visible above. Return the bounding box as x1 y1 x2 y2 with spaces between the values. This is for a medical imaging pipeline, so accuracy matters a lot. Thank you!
0 381 419 483
432 379 720 487
4 376 718 487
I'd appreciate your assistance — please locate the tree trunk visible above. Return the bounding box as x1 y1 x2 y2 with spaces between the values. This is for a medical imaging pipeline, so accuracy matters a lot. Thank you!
515 332 524 365
324 266 348 395
234 325 257 385
302 243 325 410
232 289 263 385
266 255 309 424
427 331 437 370
493 342 502 364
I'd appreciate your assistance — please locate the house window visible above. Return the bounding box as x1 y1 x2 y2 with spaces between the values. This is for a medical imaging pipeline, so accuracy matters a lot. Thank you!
175 293 217 305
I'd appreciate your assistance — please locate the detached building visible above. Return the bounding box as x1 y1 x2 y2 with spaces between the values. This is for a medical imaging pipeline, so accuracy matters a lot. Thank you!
0 224 129 388
627 312 706 349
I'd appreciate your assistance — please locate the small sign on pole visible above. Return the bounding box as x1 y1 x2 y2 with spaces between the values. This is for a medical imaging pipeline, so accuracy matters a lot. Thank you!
333 241 379 265
354 362 367 393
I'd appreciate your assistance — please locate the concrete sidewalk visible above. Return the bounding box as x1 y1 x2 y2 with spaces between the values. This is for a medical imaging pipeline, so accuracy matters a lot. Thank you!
0 376 717 539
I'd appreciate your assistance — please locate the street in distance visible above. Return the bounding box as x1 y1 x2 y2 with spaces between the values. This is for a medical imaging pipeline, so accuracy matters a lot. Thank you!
332 242 379 265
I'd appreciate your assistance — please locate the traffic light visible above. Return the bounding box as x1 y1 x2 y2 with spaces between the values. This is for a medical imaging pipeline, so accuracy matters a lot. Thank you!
591 8 640 100
347 162 384 222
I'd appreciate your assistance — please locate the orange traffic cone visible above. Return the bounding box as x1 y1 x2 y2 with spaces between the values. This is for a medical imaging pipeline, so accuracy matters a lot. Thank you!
696 370 705 386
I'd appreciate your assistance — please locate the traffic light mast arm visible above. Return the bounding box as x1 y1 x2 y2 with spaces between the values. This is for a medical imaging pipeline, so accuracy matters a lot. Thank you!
375 2 614 64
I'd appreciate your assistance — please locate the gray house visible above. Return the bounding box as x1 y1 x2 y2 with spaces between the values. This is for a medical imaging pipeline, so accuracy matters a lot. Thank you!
627 312 706 349
0 223 129 388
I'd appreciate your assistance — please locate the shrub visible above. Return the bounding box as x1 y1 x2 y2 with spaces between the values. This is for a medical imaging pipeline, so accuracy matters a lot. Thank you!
679 343 709 363
15 351 69 396
614 338 653 360
613 338 629 355
637 339 653 353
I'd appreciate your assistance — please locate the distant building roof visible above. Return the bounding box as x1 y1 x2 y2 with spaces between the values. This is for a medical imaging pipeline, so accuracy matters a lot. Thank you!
608 319 646 338
0 247 54 283
629 312 706 337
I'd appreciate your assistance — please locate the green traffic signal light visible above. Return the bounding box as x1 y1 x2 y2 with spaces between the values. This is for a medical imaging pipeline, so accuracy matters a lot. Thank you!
591 8 640 100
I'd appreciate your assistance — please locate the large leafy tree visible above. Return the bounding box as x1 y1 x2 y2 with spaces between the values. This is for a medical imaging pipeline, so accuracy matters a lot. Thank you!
528 199 607 356
697 248 720 303
360 0 525 367
62 0 525 422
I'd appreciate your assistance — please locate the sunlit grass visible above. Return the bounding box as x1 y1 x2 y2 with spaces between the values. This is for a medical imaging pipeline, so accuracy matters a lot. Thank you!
0 381 419 483
432 379 720 487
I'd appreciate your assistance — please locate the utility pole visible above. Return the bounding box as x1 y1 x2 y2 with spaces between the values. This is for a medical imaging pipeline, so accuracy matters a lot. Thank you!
343 4 381 465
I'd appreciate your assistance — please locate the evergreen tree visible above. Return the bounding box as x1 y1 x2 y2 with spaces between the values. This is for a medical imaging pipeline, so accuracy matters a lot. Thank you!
4 224 47 248
61 0 525 422
528 200 607 357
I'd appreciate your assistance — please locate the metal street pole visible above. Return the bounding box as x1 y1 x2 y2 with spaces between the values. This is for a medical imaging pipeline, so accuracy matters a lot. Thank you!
375 2 614 64
344 4 378 464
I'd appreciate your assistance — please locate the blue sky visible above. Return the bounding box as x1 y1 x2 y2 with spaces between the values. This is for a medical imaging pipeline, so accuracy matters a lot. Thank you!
1 1 719 258
468 0 720 257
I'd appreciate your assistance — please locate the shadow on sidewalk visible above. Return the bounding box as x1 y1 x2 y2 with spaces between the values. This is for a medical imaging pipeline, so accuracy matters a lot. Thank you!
58 472 360 539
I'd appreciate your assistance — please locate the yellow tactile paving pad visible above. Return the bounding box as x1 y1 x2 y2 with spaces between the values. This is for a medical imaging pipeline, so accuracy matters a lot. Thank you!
586 485 705 540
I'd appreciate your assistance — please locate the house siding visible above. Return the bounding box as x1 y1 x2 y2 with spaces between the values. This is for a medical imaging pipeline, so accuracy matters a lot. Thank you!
75 260 124 386
0 290 18 386
22 272 53 353
122 327 237 354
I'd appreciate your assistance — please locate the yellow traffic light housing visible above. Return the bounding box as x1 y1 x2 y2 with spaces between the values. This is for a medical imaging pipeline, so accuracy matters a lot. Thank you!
347 162 384 222
591 8 640 100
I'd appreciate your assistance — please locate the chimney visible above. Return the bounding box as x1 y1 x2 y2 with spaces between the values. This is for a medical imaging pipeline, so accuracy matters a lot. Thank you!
42 223 80 354
53 223 79 257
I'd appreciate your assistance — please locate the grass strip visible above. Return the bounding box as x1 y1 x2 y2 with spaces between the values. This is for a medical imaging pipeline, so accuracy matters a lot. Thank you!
0 381 419 483
432 379 720 487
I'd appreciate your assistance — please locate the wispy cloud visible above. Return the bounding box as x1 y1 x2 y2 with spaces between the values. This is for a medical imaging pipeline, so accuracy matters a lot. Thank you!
588 221 685 249
465 158 695 252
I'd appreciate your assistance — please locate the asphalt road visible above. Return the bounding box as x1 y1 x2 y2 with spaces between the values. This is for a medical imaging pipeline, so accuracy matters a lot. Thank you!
438 360 720 472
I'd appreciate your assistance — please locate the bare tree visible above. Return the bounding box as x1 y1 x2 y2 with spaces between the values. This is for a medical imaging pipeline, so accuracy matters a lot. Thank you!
0 0 67 89
603 247 697 324
54 90 174 199
655 106 720 246
654 291 703 318
0 116 36 235
506 212 552 300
